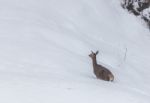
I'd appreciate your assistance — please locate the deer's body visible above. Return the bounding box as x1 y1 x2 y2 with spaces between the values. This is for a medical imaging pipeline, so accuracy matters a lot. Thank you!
89 51 114 82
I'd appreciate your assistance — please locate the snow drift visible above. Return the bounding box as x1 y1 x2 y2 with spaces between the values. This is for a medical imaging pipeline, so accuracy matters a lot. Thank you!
0 0 150 103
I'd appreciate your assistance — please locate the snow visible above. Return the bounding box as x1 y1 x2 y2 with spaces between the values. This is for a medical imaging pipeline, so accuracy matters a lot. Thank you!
142 7 150 20
0 0 150 103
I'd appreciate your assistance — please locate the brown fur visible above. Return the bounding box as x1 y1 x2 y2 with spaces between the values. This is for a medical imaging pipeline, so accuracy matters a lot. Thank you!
89 51 114 82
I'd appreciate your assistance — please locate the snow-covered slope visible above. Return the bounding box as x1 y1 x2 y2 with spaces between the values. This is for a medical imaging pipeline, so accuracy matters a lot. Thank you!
0 0 150 103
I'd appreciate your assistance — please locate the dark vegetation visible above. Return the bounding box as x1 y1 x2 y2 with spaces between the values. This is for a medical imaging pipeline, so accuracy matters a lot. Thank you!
121 0 150 28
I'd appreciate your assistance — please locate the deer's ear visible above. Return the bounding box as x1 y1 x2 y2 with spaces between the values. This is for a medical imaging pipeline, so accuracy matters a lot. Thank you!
95 51 99 55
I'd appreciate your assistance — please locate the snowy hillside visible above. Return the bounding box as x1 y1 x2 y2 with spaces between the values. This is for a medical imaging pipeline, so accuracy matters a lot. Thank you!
0 0 150 103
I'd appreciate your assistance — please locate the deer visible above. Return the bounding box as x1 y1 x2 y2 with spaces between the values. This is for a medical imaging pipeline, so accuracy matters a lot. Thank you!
89 51 114 82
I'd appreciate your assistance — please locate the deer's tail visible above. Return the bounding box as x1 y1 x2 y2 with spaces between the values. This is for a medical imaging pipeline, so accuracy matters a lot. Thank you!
108 74 114 82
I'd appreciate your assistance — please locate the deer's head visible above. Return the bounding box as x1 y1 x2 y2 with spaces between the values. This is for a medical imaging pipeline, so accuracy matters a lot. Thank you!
89 51 99 58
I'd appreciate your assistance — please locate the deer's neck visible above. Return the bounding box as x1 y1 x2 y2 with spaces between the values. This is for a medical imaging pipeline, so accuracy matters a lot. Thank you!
92 57 97 67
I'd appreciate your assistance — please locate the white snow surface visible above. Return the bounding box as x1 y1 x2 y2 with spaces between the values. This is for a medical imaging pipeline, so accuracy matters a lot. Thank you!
0 0 150 103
